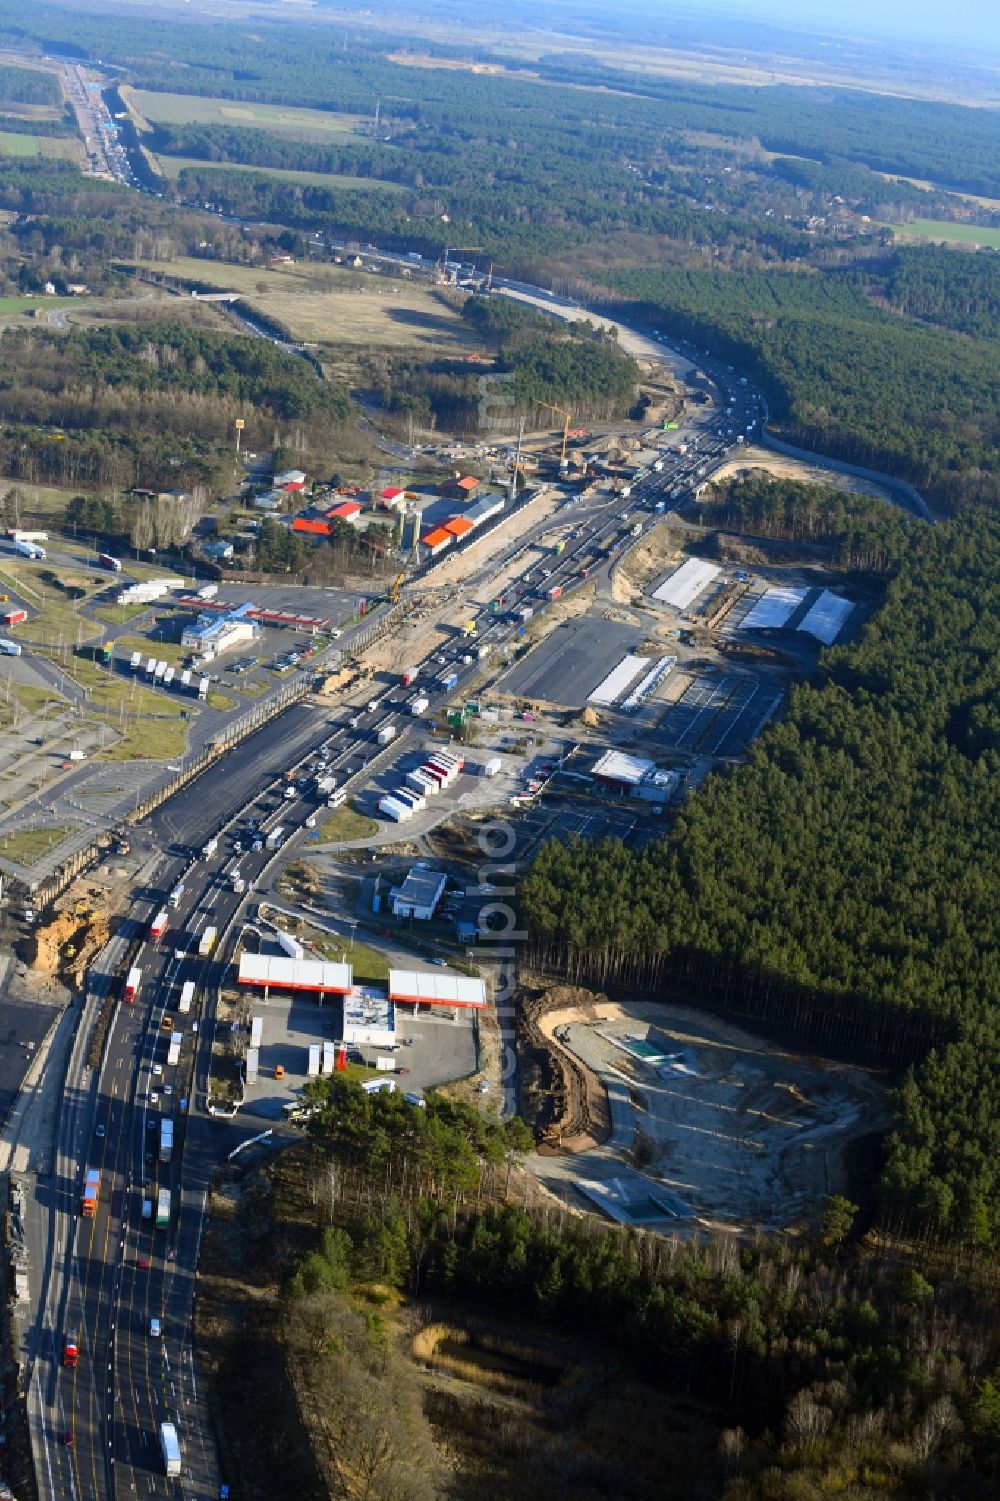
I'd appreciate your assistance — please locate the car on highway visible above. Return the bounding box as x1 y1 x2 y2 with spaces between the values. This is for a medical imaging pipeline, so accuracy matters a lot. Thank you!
149 1318 161 1338
147 1119 157 1131
95 1122 105 1138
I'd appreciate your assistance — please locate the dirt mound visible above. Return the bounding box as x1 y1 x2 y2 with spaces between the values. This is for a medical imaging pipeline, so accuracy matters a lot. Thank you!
517 983 620 1153
29 881 118 991
579 706 605 729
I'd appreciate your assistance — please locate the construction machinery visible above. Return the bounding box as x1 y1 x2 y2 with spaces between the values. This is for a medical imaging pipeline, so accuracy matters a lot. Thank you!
389 571 406 603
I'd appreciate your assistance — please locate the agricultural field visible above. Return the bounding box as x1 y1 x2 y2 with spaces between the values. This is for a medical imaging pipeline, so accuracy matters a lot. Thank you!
886 216 1000 247
0 130 81 162
155 153 403 192
124 87 367 140
127 254 476 361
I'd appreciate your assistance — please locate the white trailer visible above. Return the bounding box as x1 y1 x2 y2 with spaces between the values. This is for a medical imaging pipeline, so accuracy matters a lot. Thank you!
276 930 304 960
246 1047 259 1083
250 1015 263 1048
378 796 412 823
410 696 429 716
307 1043 321 1077
159 1422 181 1478
265 826 285 851
322 1039 335 1075
177 980 195 1015
377 724 397 747
167 1032 181 1067
130 651 142 672
406 769 439 796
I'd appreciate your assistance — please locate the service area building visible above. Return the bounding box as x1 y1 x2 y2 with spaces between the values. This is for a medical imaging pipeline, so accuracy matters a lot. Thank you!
181 601 260 658
390 867 448 920
592 750 679 804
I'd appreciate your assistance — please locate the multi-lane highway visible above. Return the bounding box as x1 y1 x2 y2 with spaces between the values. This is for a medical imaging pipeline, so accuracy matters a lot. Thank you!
10 82 861 1498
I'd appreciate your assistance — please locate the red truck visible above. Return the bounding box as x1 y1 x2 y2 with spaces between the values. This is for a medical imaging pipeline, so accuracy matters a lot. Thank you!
149 910 168 943
1 607 27 627
123 966 141 1004
81 1170 99 1218
97 553 122 572
62 1331 79 1368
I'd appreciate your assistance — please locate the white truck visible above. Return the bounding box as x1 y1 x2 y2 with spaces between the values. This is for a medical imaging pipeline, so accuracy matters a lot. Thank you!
159 1422 181 1478
377 724 397 747
13 539 45 560
200 836 218 859
178 980 195 1015
410 696 429 716
265 826 285 851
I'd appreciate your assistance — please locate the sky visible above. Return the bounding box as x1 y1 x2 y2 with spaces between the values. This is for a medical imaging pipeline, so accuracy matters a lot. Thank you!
726 0 999 49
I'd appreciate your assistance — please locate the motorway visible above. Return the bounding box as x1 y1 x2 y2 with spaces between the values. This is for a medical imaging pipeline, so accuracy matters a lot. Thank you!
12 82 923 1499
15 243 759 1491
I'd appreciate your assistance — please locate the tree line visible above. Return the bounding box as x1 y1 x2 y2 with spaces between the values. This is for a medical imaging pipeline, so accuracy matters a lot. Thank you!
699 471 911 571
607 263 1000 511
520 506 1000 1247
0 320 351 491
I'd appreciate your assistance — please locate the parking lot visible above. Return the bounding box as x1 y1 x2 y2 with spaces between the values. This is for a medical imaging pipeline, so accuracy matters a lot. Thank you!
501 617 642 709
509 797 664 865
652 673 783 758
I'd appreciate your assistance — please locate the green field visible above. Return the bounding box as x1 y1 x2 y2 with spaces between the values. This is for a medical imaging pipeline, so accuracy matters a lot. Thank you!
157 153 403 193
0 826 70 865
127 88 367 141
0 130 81 162
889 218 1000 248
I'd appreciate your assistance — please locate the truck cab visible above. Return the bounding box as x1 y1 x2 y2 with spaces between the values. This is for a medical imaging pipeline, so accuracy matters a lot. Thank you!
63 1332 79 1368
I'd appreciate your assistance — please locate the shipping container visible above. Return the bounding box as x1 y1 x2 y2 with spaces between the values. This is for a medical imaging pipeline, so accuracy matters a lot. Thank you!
406 769 439 796
1 607 28 626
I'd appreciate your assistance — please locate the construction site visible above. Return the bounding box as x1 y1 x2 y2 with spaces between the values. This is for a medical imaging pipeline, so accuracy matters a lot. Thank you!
517 985 888 1234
